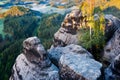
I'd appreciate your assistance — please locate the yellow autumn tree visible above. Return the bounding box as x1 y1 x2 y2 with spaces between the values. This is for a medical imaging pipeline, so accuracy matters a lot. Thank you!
78 0 105 59
3 6 29 17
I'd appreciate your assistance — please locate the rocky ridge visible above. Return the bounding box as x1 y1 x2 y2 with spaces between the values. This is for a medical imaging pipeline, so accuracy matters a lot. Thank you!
10 9 120 80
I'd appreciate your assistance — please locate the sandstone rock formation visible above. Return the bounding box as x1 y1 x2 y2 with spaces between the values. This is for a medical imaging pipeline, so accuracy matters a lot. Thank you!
48 44 93 67
103 28 120 63
53 9 86 47
53 11 120 48
105 15 120 41
59 44 102 80
105 54 120 80
49 44 102 80
9 9 120 80
9 37 59 80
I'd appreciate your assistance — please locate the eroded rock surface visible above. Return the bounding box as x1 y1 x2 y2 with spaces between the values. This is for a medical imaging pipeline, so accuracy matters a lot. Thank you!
9 37 59 80
103 28 120 63
49 44 102 80
105 54 120 80
53 9 86 47
59 44 102 80
48 44 92 67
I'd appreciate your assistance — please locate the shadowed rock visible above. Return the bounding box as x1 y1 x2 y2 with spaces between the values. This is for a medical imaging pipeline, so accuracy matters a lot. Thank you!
94 14 120 41
9 37 59 80
105 15 120 41
105 54 120 80
103 28 120 63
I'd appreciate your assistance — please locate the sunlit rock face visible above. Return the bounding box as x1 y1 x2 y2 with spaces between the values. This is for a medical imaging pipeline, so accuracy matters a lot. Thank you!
105 54 120 80
103 28 120 63
53 9 85 47
105 15 120 41
58 45 102 80
9 37 59 80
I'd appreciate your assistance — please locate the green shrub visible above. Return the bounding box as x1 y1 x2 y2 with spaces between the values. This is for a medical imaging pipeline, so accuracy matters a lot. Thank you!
78 14 105 59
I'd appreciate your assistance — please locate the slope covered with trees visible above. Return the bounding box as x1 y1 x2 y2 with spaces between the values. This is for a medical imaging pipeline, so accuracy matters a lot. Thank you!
37 13 65 49
0 5 65 79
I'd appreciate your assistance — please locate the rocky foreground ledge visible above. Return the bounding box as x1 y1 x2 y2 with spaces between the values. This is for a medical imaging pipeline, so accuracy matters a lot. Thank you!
10 37 102 80
10 36 120 80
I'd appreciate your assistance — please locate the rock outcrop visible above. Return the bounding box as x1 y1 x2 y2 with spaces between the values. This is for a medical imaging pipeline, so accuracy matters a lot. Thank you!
53 12 120 48
105 54 120 80
53 9 86 47
9 37 59 80
48 44 92 66
58 45 102 80
9 9 120 80
49 44 102 80
105 15 120 41
103 28 120 63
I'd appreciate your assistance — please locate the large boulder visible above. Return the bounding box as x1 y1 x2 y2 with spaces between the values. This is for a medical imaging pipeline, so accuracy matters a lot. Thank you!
59 45 102 80
48 44 92 67
105 54 120 80
9 37 59 80
49 44 102 80
53 9 86 47
103 28 120 63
